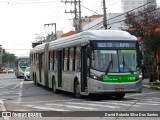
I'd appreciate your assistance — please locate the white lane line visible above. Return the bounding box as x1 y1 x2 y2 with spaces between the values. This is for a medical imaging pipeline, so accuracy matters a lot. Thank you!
46 103 98 110
65 102 120 109
0 100 10 120
0 84 10 88
17 81 24 103
23 104 70 111
0 91 19 95
12 99 79 104
136 103 160 105
126 92 159 97
0 99 6 111
33 106 69 111
11 82 21 89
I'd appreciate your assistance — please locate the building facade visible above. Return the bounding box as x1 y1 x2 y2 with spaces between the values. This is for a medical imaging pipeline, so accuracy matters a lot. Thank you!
121 0 157 13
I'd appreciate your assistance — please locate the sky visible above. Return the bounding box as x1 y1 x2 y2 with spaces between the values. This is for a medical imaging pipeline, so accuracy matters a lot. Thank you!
0 0 159 57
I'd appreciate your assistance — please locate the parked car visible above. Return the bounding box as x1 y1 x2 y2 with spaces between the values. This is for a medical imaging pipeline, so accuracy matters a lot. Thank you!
8 68 14 73
24 67 31 81
0 64 7 74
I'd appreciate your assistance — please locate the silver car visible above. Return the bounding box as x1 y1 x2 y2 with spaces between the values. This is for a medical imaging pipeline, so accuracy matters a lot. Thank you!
24 67 31 81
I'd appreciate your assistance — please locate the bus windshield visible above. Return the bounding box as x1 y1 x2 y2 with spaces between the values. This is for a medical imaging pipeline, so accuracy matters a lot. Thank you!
91 50 139 73
19 58 29 67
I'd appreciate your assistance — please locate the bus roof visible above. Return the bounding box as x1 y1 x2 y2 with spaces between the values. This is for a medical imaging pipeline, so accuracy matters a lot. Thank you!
49 30 137 50
31 30 137 52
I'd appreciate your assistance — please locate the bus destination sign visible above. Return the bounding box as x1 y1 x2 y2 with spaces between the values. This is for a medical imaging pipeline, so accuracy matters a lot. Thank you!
96 42 136 48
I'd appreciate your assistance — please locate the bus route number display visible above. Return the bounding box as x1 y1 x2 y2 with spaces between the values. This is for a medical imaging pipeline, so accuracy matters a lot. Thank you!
97 42 136 48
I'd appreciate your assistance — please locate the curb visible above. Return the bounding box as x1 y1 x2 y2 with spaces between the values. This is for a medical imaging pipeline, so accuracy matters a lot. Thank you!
142 85 160 90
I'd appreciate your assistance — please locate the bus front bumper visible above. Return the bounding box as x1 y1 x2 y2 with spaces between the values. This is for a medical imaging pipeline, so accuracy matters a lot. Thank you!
88 78 142 94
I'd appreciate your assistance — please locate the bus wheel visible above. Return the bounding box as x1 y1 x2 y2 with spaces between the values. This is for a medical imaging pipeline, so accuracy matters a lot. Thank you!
35 74 39 86
52 79 58 94
33 74 36 85
115 93 125 99
74 81 82 99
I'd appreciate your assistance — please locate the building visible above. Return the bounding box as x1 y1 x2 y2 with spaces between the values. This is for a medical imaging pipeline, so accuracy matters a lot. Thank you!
82 13 125 31
121 0 157 13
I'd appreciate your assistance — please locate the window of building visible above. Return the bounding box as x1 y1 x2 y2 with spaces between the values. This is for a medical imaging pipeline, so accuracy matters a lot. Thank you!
131 1 135 4
138 1 142 4
124 0 129 5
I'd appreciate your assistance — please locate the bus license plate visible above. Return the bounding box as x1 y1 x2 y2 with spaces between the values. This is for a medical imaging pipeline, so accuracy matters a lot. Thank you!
116 88 124 92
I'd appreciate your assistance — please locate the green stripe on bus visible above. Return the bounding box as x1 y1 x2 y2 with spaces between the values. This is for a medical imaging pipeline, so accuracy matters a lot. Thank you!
100 74 136 82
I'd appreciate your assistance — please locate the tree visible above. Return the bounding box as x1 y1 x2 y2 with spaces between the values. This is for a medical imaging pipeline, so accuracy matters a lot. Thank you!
125 6 160 73
2 52 16 68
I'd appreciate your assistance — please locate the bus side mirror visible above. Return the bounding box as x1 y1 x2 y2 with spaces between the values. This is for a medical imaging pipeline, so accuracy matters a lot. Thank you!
86 47 92 58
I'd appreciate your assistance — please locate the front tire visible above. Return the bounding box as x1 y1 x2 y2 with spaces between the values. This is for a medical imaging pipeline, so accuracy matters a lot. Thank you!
52 79 58 94
74 81 82 99
115 93 125 99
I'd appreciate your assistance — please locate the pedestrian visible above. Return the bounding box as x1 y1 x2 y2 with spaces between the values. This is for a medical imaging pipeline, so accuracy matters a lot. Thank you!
156 63 160 81
141 63 146 79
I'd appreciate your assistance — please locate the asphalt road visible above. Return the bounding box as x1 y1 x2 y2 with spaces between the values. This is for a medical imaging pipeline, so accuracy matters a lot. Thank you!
0 73 160 120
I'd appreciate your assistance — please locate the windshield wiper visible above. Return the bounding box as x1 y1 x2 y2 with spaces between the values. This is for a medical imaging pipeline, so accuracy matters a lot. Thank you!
105 54 113 75
122 55 134 74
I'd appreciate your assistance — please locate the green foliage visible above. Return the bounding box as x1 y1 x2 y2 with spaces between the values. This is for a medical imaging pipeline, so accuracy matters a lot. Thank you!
125 6 160 70
2 53 16 68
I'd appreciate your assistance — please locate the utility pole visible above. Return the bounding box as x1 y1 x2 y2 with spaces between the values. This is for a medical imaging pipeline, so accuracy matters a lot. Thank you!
44 23 57 41
62 0 82 33
103 0 107 29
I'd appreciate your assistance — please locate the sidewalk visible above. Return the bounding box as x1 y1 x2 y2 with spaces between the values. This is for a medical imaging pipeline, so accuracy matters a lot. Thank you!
142 78 160 90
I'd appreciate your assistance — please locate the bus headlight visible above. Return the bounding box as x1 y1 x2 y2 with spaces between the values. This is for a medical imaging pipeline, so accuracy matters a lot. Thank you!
137 73 142 80
90 73 102 81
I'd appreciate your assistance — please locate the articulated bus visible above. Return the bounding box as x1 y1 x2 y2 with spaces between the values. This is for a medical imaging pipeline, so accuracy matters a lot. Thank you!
15 56 30 78
30 30 142 99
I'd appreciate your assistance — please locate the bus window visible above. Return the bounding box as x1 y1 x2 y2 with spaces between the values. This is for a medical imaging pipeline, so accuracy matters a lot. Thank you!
67 48 70 71
52 51 54 71
75 47 81 71
41 53 44 70
69 47 74 71
49 51 51 71
54 50 57 71
64 48 69 71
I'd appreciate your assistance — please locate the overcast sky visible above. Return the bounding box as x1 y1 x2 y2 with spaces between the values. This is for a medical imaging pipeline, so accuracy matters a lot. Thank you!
0 0 159 56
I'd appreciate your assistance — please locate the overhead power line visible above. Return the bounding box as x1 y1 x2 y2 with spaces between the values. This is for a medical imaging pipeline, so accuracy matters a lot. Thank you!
84 0 157 30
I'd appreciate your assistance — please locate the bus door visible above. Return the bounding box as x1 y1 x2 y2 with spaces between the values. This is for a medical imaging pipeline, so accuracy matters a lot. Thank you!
57 50 62 87
81 46 88 92
38 53 42 83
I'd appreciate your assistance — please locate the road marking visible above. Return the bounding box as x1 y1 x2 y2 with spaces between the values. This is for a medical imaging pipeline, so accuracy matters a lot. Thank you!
33 106 69 111
0 100 6 111
0 84 11 88
17 81 24 103
0 91 19 95
46 103 98 110
23 104 70 111
126 92 159 97
0 100 10 120
66 102 120 109
12 99 79 104
11 82 23 89
136 102 160 105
